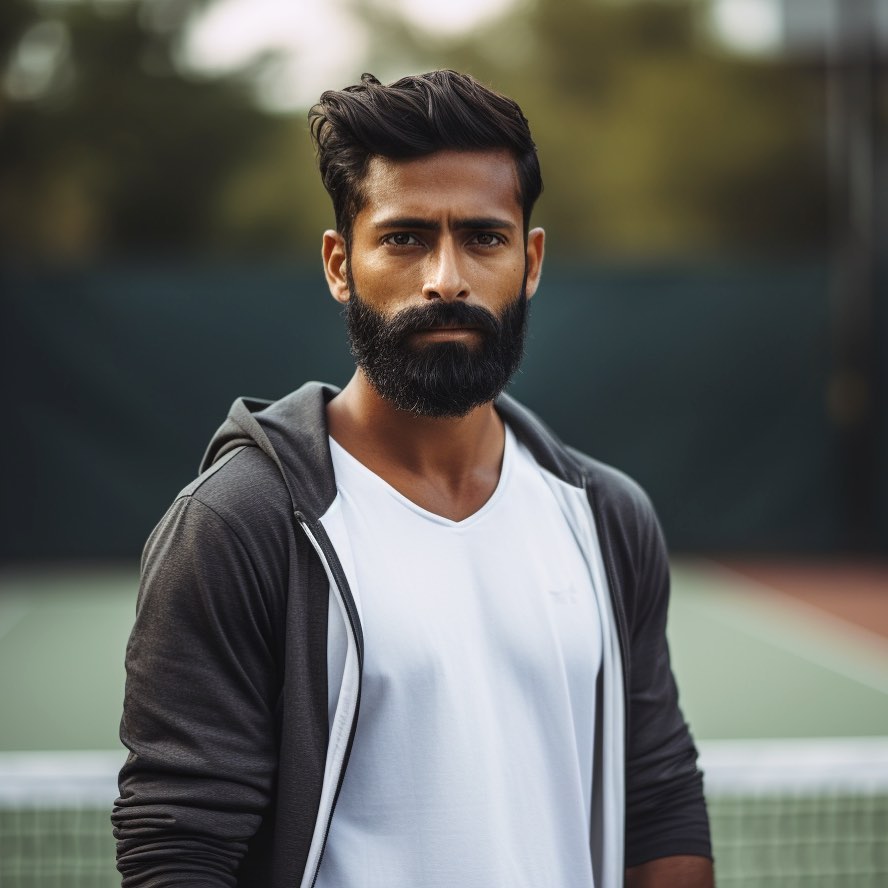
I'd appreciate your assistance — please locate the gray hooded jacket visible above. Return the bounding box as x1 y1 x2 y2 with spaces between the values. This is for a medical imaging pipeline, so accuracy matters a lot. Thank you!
113 382 711 887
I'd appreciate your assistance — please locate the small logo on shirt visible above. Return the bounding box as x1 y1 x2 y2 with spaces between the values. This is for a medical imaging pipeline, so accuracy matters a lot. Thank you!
548 586 579 604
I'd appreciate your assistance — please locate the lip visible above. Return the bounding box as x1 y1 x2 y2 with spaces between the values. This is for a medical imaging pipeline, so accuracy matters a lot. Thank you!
417 323 481 333
413 326 481 340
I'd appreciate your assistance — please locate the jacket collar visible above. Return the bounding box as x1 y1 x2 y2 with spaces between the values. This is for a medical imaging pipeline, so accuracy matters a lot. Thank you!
202 381 585 522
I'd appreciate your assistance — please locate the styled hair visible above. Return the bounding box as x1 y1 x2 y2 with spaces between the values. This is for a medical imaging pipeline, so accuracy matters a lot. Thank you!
309 71 542 243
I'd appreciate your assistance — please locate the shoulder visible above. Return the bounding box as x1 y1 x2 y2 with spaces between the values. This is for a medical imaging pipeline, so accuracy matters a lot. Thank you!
500 394 667 619
566 446 658 533
498 393 659 539
177 444 293 536
145 445 296 594
568 444 667 581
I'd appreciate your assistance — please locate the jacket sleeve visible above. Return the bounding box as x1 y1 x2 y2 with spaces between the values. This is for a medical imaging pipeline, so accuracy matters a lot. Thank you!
112 494 282 887
623 495 712 867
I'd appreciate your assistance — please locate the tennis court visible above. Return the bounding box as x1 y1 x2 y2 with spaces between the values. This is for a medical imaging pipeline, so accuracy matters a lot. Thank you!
1 560 886 885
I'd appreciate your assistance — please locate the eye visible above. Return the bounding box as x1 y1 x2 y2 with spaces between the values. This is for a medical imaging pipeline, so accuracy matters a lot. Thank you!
383 232 422 247
470 232 505 247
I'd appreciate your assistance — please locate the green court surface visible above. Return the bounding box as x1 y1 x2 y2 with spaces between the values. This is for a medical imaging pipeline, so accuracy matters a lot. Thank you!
1 558 886 752
668 561 888 740
1 560 887 888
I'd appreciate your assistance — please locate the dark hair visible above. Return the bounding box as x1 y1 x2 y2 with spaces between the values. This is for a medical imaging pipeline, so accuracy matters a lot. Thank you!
309 71 542 243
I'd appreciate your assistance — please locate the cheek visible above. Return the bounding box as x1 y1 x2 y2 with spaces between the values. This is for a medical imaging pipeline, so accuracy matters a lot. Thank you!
483 258 526 296
350 260 422 313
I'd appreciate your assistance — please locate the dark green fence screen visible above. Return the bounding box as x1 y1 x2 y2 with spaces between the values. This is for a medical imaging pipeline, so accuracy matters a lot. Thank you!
3 261 885 560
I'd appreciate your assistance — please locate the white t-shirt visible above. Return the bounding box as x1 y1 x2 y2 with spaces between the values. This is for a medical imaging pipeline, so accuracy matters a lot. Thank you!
316 424 602 888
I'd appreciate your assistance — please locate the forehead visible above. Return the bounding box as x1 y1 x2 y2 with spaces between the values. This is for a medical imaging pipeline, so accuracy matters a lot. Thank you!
357 149 523 222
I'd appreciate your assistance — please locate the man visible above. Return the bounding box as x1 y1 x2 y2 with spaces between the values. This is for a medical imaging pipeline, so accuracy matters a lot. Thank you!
113 71 712 887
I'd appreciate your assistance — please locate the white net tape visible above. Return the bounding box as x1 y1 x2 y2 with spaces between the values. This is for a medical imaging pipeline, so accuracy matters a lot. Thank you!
3 738 887 807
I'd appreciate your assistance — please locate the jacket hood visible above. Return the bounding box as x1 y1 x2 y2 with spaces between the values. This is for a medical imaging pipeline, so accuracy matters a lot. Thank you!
201 381 342 521
200 380 585 521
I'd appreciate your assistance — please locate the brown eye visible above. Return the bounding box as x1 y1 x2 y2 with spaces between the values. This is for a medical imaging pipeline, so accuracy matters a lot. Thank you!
384 233 421 246
471 233 504 247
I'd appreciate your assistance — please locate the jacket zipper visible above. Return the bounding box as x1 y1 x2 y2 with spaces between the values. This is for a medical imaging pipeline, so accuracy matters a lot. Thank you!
584 482 631 878
294 510 364 888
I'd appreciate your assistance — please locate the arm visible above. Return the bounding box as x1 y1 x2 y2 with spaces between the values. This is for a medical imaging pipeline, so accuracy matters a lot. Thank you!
112 494 282 887
622 493 713 872
626 855 714 887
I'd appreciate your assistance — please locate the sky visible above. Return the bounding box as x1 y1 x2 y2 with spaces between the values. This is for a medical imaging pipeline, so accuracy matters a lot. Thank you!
711 0 781 53
182 0 520 110
181 0 785 112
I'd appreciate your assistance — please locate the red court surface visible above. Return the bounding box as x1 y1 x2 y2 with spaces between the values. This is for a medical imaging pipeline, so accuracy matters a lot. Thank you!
716 561 888 640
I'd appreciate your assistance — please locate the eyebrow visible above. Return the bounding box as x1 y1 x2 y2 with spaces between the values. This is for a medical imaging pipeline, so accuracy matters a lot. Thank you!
373 216 517 232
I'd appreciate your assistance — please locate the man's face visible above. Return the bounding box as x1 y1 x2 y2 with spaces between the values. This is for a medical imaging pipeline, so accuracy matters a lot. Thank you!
323 149 545 417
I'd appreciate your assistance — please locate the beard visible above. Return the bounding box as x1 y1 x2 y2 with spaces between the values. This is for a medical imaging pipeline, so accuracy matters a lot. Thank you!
344 274 529 419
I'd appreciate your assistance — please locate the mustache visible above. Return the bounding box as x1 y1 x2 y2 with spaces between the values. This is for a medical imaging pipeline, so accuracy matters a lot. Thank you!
379 300 501 342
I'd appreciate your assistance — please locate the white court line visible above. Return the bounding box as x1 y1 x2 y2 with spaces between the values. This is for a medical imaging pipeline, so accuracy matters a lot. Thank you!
0 599 32 643
680 560 888 697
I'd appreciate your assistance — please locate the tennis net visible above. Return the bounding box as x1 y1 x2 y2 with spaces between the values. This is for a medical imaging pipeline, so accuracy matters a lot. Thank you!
702 737 888 887
1 739 886 886
1 751 121 887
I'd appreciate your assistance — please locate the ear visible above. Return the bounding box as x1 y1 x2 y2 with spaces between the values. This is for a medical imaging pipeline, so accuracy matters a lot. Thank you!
322 230 350 303
523 227 545 300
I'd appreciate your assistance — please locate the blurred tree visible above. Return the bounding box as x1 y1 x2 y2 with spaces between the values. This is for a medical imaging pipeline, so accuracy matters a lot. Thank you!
0 0 830 261
356 0 830 258
0 0 325 260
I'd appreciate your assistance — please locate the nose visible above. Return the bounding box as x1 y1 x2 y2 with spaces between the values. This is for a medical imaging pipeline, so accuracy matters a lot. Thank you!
421 240 469 301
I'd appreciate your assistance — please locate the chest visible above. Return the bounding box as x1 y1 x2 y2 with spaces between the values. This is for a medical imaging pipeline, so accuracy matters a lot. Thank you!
324 448 602 705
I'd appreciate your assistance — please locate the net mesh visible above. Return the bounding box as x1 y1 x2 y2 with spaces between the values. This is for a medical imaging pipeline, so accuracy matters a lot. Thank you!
702 738 888 887
1 740 886 887
0 808 117 888
0 752 120 888
709 793 888 887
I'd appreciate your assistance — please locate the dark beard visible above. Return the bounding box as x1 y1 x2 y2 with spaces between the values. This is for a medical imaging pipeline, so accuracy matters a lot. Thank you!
344 278 529 419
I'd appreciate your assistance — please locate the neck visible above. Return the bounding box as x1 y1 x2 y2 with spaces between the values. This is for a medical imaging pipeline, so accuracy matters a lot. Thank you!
328 370 504 476
326 370 506 520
